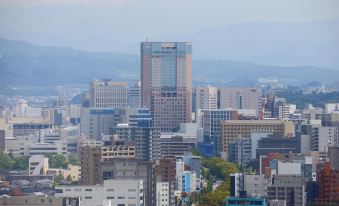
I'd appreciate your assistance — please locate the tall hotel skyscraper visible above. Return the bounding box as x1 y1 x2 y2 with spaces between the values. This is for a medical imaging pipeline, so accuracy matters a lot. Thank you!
141 42 192 132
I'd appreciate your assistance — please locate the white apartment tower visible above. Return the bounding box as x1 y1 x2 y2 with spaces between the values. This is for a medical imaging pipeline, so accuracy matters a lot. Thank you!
195 86 218 110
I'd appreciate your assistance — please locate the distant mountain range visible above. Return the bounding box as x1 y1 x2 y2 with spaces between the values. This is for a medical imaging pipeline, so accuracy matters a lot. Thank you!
1 37 339 87
183 19 339 69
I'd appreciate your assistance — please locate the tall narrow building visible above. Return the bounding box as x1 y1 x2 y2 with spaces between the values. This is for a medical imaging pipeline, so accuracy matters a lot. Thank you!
195 86 218 110
141 42 192 132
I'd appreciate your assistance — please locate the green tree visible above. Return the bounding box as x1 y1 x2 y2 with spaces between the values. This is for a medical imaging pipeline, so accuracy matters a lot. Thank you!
196 157 239 206
68 154 80 166
0 152 13 170
47 154 68 169
12 156 29 170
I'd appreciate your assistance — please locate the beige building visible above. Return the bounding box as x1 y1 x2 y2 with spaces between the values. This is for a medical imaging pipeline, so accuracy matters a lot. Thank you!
141 42 192 132
0 195 74 206
63 164 81 181
89 79 128 108
195 86 218 110
101 145 136 160
219 87 261 112
0 118 13 137
7 116 52 137
220 120 294 160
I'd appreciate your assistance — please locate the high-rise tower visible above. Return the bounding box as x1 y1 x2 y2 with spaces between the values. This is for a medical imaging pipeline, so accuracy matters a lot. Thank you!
141 42 192 132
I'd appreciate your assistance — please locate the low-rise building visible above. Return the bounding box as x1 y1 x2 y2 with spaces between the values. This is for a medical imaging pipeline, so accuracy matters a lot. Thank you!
267 175 307 206
29 155 49 176
56 179 144 206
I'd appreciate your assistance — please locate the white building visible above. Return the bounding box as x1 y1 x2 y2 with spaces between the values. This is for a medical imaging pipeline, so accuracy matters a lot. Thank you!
175 159 197 193
195 86 218 111
219 87 261 113
56 179 144 206
325 103 339 113
312 126 339 152
156 182 170 206
244 174 269 197
29 155 49 175
278 104 296 120
277 161 302 175
5 137 67 156
89 79 128 108
128 80 141 108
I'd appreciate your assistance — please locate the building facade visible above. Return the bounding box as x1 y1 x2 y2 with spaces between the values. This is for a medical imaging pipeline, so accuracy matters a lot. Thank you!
141 42 192 132
89 79 128 108
56 179 144 206
220 120 294 160
219 88 261 112
195 86 218 111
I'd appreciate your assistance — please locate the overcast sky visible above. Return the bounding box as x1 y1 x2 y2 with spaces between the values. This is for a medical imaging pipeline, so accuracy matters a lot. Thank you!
1 0 339 57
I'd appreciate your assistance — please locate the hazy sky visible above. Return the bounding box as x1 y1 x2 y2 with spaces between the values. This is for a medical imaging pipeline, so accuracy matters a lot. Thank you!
1 0 339 67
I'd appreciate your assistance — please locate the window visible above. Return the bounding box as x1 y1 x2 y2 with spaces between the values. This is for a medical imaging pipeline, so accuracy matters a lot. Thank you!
85 196 92 199
118 196 125 199
85 188 92 191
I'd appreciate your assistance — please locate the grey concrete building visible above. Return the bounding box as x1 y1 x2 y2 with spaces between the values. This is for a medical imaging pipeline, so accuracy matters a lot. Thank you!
267 175 307 206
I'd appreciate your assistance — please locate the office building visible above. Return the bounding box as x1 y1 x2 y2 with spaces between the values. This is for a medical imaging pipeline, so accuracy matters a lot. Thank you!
69 104 81 125
267 175 307 206
8 117 52 137
220 120 294 160
80 107 123 139
256 136 300 158
195 86 218 111
141 42 192 132
244 174 269 198
111 126 161 161
56 179 144 206
229 137 252 167
311 126 339 152
29 141 68 156
129 80 142 108
5 137 68 156
89 79 128 108
99 158 155 206
219 87 261 112
125 107 152 128
160 135 195 158
199 109 238 154
316 162 339 204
